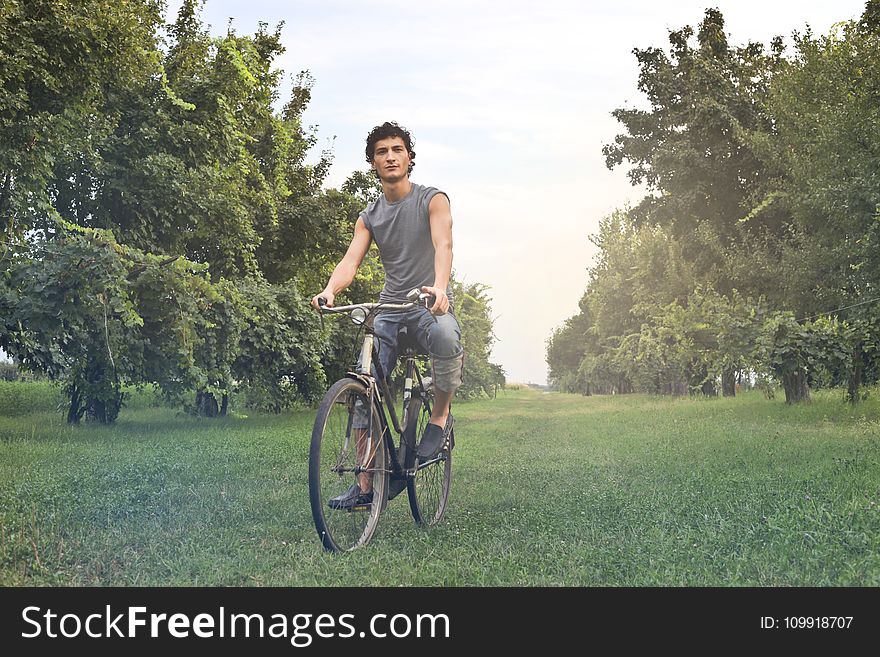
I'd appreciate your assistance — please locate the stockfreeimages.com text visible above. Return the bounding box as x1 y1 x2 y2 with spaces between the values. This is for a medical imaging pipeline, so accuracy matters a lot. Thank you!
21 606 450 647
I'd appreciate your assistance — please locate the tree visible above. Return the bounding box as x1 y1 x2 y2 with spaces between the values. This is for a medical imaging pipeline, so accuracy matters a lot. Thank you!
604 8 784 248
232 275 325 412
552 210 699 395
602 8 790 394
744 2 880 401
1 223 225 423
450 279 505 398
0 0 163 240
546 295 592 393
551 5 880 403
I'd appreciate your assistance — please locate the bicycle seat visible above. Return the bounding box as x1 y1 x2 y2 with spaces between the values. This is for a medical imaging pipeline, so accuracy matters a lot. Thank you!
396 326 428 357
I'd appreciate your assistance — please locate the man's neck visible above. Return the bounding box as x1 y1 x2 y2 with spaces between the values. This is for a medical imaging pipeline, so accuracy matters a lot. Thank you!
381 178 412 203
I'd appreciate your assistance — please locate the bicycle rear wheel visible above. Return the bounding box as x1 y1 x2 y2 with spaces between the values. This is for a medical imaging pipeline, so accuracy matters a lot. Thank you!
309 378 388 552
406 391 452 526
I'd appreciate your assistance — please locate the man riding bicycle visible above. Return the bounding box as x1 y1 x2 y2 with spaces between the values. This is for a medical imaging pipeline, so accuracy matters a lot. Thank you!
311 121 463 510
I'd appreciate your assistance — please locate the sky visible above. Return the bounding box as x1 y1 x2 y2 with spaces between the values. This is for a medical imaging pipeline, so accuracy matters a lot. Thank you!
164 0 869 384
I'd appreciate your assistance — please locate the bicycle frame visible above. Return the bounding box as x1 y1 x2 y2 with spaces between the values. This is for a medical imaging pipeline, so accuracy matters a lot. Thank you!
353 321 433 484
316 291 443 482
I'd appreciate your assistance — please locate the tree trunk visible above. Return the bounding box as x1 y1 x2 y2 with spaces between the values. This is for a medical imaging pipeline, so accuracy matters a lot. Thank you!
195 390 220 417
847 341 863 404
671 373 687 396
67 363 122 424
67 384 83 425
86 392 123 424
84 359 123 424
700 379 717 397
220 393 229 417
698 363 717 396
781 369 811 404
721 368 736 397
689 363 716 397
89 399 106 423
0 171 11 221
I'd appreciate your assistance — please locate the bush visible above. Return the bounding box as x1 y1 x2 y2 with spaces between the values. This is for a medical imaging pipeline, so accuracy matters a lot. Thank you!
123 384 167 410
236 378 302 413
0 381 64 416
0 361 18 381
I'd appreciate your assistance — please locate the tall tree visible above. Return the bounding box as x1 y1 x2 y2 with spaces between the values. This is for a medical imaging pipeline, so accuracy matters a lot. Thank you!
450 279 506 398
602 8 787 395
604 8 785 251
0 0 163 240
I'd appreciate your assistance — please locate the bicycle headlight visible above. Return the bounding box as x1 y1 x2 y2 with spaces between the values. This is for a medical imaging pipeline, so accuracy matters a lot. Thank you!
350 306 368 325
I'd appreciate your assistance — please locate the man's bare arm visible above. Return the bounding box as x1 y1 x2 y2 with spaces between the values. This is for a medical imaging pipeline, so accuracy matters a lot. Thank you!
311 217 372 308
423 193 453 315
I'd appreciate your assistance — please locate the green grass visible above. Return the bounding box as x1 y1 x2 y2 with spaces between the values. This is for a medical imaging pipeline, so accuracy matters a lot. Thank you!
2 382 879 585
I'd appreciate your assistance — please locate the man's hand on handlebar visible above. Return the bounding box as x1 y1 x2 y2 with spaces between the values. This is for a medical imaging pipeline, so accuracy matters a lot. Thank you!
312 288 444 313
311 291 335 310
420 285 449 315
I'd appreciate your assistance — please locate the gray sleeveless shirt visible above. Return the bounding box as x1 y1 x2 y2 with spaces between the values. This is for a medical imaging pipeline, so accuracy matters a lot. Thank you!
359 183 453 304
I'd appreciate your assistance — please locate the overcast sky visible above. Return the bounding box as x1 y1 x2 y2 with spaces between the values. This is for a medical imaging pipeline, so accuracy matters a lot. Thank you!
165 0 868 384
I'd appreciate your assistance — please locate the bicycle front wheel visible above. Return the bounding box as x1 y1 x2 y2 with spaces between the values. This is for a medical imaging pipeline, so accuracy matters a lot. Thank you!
406 393 452 526
309 378 388 552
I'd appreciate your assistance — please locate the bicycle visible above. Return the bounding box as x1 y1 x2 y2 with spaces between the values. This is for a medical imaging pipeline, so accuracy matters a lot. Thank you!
308 289 454 553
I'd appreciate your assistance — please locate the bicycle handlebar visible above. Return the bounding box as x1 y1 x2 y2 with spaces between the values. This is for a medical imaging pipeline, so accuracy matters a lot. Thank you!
318 301 418 313
316 289 435 314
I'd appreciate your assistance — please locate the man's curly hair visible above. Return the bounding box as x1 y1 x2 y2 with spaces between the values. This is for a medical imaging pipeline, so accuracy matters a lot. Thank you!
365 121 416 176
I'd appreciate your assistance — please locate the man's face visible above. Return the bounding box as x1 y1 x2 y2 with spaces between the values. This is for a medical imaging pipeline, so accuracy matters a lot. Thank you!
371 136 411 183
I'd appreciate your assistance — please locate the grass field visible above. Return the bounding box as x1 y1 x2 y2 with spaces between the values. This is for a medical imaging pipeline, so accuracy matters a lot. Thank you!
1 381 879 586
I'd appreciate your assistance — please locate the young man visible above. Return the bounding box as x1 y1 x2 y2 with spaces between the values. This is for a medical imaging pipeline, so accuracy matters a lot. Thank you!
311 121 463 510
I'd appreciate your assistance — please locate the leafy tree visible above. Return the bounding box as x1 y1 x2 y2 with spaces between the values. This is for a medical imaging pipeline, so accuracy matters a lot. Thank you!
232 275 325 412
1 223 224 423
1 228 139 423
450 279 505 398
546 296 592 393
685 287 767 395
547 210 699 395
757 313 853 404
130 248 234 410
549 4 880 404
43 3 300 280
604 9 784 243
744 1 880 401
0 0 163 239
601 8 789 393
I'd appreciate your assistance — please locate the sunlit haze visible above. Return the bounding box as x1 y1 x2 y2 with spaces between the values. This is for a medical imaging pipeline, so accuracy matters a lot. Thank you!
165 0 868 384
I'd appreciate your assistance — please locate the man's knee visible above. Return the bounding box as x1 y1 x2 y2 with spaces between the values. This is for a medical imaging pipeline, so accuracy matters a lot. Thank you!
432 351 463 394
427 314 462 359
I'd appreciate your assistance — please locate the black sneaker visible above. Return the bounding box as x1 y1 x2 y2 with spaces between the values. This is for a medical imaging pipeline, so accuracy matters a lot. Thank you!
328 484 373 510
416 415 452 460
